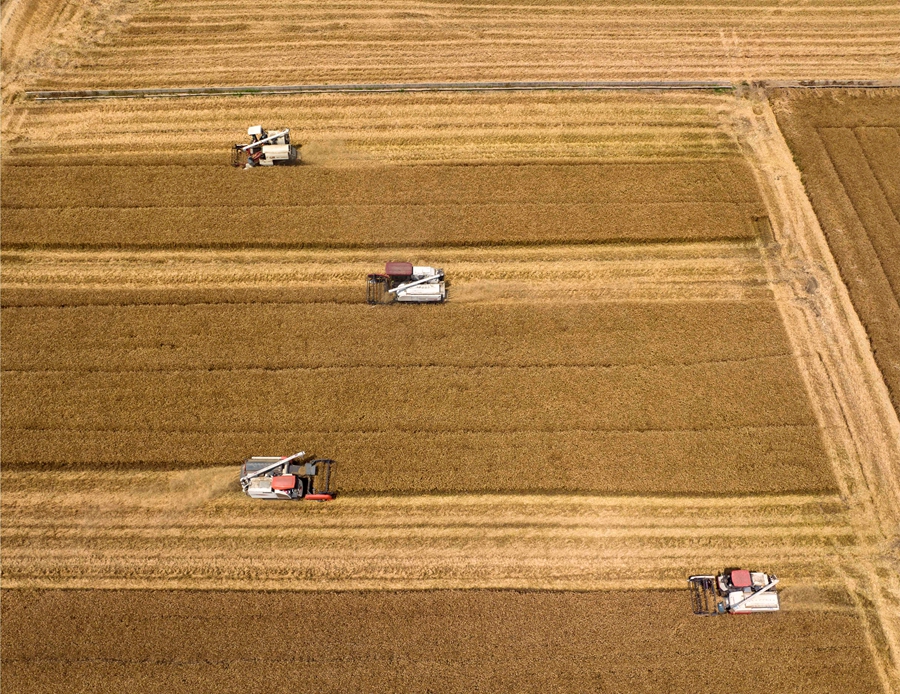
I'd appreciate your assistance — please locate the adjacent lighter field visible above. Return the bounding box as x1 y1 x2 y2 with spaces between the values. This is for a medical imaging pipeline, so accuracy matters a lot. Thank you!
5 0 900 93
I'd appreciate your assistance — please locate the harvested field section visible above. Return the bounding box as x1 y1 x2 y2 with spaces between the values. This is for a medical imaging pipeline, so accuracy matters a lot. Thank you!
0 0 142 87
0 469 853 590
19 0 900 89
4 92 740 165
0 160 764 248
772 89 900 415
0 590 883 694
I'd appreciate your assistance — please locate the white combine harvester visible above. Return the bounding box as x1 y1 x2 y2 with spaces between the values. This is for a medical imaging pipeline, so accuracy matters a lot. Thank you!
366 262 447 304
689 568 780 614
232 126 300 168
240 451 335 501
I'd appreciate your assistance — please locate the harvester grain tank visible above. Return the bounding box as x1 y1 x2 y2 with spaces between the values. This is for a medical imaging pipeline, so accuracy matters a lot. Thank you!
240 451 335 501
232 126 300 168
366 262 447 304
688 568 780 614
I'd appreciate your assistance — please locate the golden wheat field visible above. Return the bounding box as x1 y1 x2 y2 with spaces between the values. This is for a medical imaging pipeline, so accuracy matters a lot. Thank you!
0 589 887 694
3 0 900 691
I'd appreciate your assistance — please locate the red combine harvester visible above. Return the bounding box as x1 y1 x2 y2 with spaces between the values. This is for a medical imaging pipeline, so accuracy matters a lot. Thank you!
240 451 335 501
689 568 780 614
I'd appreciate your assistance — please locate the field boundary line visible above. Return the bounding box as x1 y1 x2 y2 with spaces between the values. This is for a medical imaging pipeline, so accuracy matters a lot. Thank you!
24 80 734 100
23 80 900 102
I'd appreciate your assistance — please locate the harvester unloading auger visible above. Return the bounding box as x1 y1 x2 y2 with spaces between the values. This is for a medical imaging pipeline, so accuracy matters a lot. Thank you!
232 126 300 168
367 262 447 304
689 568 780 614
240 451 334 501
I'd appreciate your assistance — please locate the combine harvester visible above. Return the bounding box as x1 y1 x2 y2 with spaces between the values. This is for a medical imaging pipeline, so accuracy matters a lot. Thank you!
688 568 780 614
240 451 335 501
232 125 300 168
366 262 447 304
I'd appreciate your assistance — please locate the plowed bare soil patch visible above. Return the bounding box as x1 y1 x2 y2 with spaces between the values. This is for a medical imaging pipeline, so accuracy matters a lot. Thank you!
772 89 900 415
0 589 883 694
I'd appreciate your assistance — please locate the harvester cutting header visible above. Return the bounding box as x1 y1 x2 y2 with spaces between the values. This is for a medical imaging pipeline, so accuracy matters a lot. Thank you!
232 125 300 168
367 262 447 304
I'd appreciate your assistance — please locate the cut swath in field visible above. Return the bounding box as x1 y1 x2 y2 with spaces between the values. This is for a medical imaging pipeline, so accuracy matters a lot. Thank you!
6 92 741 165
0 467 856 591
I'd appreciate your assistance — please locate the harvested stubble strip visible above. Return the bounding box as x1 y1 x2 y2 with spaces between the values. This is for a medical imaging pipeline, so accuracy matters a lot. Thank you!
0 468 851 590
6 92 739 169
0 590 883 694
0 162 763 247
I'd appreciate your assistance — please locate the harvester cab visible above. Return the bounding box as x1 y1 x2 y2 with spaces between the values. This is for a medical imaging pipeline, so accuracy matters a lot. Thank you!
688 568 780 615
240 451 335 501
367 262 447 304
232 125 300 168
